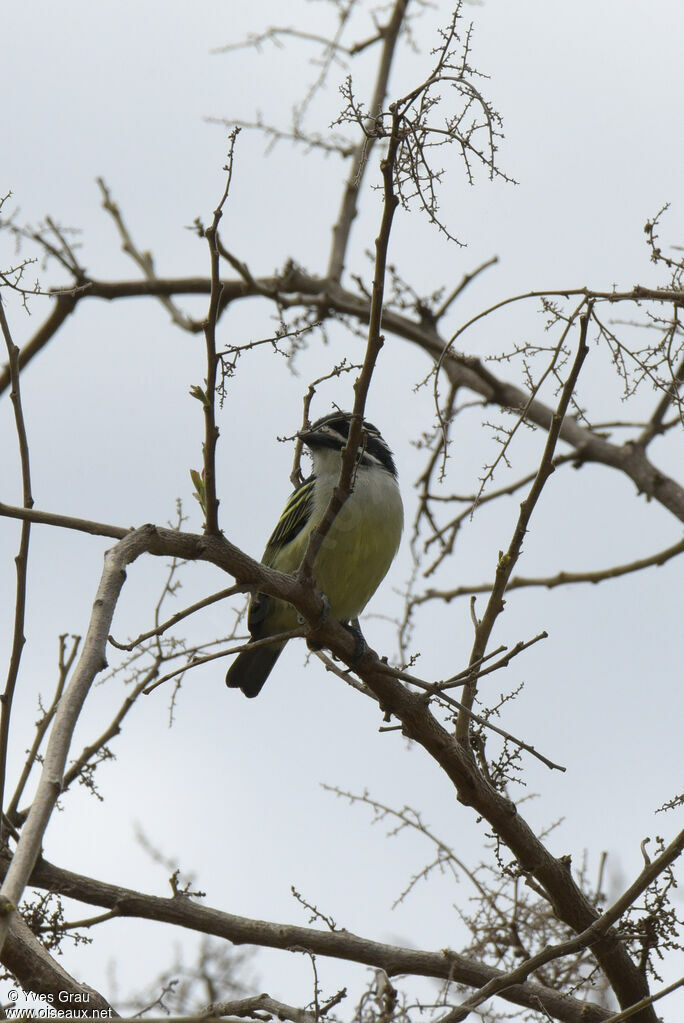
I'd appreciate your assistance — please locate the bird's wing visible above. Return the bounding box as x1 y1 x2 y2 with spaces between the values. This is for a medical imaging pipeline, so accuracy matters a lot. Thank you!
261 476 316 567
247 477 316 639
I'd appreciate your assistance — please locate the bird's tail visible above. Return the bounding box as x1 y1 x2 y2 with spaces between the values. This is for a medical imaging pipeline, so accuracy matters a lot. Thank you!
225 642 284 699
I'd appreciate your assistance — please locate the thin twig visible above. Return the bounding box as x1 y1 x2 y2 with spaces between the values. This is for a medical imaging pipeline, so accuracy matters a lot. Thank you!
39 909 119 934
97 178 197 331
0 297 34 843
437 632 548 690
600 974 684 1023
380 665 564 772
440 828 684 1023
7 635 81 822
0 500 128 538
143 627 306 695
327 0 409 281
109 584 243 651
456 308 591 744
433 256 499 320
636 349 684 448
201 130 241 534
299 104 402 581
413 535 684 603
0 527 159 957
61 673 153 795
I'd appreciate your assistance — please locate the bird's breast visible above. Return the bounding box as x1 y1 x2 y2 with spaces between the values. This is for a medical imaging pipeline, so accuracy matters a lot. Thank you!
307 468 403 621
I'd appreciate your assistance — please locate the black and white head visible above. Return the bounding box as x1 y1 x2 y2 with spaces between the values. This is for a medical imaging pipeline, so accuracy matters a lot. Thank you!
299 412 397 479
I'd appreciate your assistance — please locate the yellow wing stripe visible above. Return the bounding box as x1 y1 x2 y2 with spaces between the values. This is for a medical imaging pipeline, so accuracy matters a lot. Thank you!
262 477 315 565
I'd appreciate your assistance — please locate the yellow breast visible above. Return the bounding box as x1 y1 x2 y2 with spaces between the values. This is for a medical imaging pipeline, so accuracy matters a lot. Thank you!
266 465 403 630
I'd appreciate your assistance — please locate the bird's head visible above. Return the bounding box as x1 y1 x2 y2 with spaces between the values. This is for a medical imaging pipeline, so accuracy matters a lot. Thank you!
299 411 397 478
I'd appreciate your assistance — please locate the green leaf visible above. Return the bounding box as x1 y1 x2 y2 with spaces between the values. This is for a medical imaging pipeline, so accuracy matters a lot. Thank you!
190 468 206 516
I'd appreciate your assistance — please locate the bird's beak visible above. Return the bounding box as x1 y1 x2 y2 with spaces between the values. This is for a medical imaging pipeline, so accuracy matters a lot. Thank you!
297 426 318 446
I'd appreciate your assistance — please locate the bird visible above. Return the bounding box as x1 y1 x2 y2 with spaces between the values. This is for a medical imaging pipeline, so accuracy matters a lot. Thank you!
226 411 403 698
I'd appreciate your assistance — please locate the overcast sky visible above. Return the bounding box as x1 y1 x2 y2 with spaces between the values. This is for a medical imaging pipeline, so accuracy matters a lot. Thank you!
2 1 684 1017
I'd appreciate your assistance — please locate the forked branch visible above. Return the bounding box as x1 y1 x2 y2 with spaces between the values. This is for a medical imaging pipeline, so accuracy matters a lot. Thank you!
456 308 591 743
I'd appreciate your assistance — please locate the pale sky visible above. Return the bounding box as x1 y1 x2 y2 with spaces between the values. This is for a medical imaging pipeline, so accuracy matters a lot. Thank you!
1 1 683 1017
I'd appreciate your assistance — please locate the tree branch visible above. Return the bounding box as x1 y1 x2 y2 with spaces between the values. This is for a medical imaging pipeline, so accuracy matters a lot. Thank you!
97 177 197 331
456 310 590 743
200 131 240 534
442 828 684 1022
20 855 612 1023
327 0 409 281
0 500 129 539
0 504 660 1018
7 635 80 822
0 297 34 843
0 498 653 1016
206 994 317 1023
0 527 159 955
413 534 684 603
5 269 682 534
0 293 77 395
2 913 115 1015
300 103 401 577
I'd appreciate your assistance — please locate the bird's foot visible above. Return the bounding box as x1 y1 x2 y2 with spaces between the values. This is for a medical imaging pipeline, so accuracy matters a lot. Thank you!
344 618 367 671
303 593 331 651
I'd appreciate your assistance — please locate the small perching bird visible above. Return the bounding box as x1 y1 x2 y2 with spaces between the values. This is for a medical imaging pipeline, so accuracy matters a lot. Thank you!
226 411 404 698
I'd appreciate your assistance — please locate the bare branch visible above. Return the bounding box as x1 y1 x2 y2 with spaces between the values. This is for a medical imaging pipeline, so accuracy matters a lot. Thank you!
456 310 591 743
327 0 409 281
207 994 318 1023
0 505 654 1018
300 100 402 578
0 292 78 396
97 178 198 331
207 115 355 158
0 500 129 539
7 635 81 822
419 454 576 579
0 297 34 843
142 627 306 696
23 855 613 1023
109 584 243 651
2 913 115 1013
378 659 564 773
600 975 684 1023
414 534 684 604
61 670 152 797
637 349 684 448
0 527 158 954
441 828 684 1022
212 25 354 57
200 131 241 533
432 255 499 321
